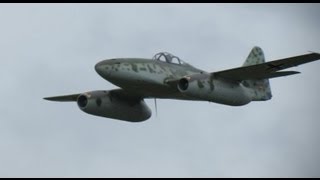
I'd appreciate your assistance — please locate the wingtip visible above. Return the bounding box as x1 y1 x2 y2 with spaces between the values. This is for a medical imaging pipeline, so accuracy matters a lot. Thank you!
43 96 61 101
43 97 52 101
308 50 320 55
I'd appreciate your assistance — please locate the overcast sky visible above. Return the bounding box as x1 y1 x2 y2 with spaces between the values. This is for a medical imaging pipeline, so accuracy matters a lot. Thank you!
1 3 320 178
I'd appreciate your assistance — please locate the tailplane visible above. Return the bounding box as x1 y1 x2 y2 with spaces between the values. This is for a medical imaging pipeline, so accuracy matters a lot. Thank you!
242 46 272 101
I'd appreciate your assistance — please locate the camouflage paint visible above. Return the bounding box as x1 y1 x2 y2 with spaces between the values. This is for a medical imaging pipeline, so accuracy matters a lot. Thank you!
45 49 320 121
242 46 272 101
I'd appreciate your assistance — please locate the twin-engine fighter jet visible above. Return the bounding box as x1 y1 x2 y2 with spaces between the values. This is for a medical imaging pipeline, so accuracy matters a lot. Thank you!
44 47 320 122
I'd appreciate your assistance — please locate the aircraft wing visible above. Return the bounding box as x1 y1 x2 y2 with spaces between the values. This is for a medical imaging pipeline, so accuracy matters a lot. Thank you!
212 52 320 81
43 89 143 102
43 93 80 101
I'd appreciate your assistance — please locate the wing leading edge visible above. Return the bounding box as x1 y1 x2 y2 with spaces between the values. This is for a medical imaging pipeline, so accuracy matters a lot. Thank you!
212 52 320 81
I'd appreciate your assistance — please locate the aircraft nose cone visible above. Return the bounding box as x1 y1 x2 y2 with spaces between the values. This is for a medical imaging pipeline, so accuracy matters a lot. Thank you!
95 61 105 76
95 61 104 74
95 59 116 78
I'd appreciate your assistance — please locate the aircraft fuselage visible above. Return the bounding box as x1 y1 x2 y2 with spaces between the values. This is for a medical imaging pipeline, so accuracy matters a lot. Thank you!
95 58 252 106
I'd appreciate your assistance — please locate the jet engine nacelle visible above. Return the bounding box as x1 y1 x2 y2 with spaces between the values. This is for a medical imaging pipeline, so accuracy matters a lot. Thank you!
77 90 151 122
177 74 251 106
177 76 213 100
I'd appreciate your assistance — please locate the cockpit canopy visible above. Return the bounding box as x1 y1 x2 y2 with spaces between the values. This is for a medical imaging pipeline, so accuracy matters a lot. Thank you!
152 52 192 67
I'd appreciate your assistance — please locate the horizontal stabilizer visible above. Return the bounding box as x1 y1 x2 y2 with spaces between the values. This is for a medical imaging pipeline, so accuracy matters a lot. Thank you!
213 52 320 81
253 71 300 79
43 93 80 102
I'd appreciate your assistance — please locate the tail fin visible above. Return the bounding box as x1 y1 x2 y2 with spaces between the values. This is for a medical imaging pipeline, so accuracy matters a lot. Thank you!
242 46 272 101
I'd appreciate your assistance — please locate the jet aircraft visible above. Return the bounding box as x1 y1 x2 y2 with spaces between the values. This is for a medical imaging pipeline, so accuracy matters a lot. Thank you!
44 47 320 122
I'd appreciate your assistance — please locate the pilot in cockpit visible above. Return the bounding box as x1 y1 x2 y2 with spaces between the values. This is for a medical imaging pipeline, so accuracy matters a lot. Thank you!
164 54 173 63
